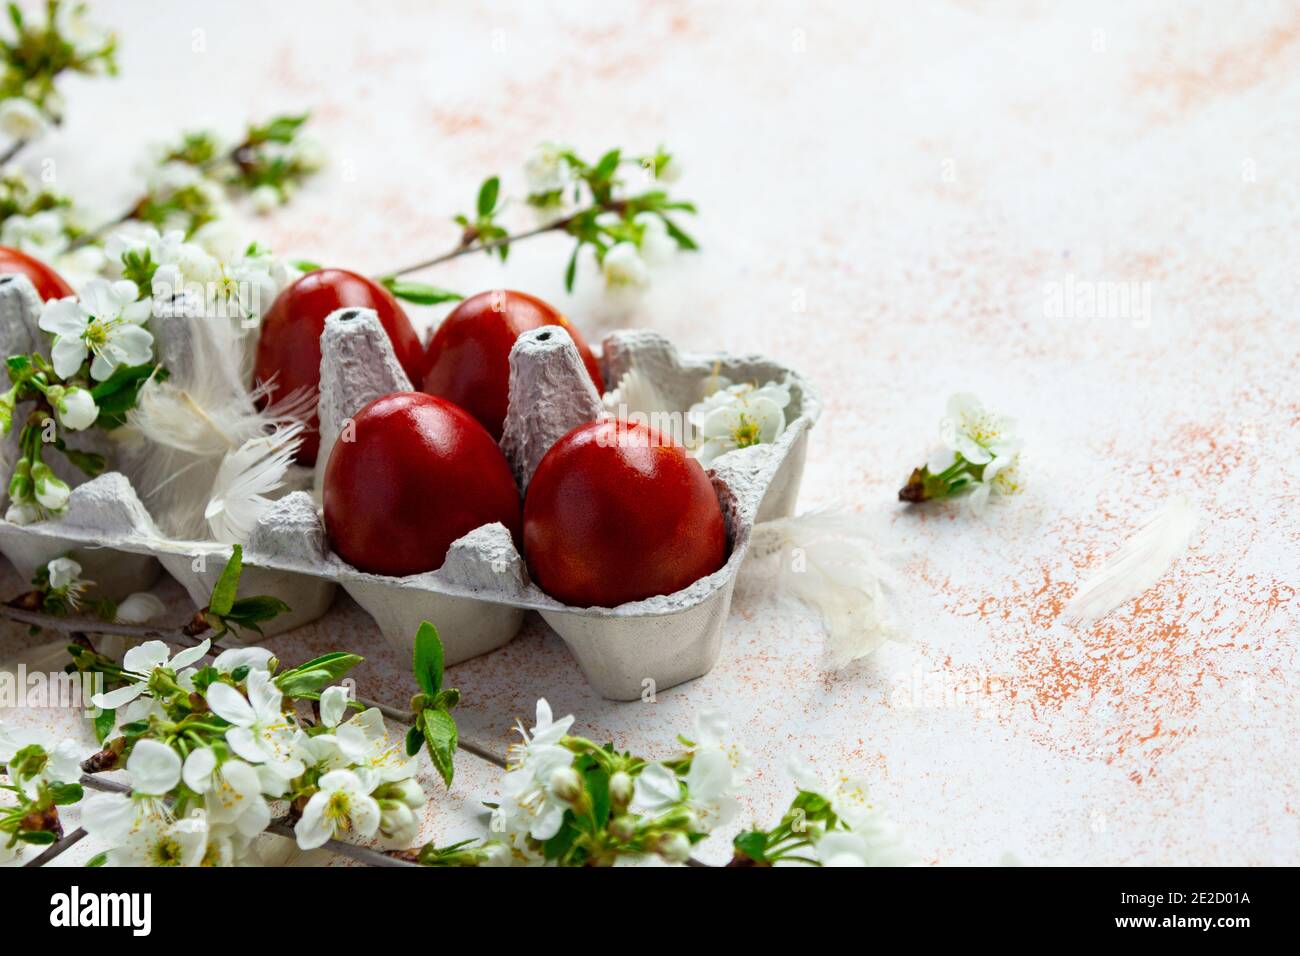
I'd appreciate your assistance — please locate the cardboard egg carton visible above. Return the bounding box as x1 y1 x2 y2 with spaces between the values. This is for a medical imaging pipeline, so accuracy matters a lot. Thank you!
0 275 820 699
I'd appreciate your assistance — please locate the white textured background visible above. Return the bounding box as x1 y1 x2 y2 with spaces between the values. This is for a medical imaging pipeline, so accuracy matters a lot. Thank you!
3 0 1298 865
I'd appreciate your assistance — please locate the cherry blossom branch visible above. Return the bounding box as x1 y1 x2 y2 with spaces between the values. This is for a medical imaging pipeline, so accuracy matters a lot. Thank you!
0 601 507 769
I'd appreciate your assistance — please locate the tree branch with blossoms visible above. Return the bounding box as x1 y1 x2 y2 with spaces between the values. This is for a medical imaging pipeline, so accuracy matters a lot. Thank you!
379 143 695 304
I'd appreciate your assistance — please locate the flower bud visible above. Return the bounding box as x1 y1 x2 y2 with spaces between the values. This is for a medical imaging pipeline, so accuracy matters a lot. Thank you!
548 765 584 804
31 461 69 511
377 776 426 809
609 814 637 842
4 500 40 525
54 385 99 431
654 830 692 864
609 770 634 809
379 802 420 848
8 456 32 500
115 592 165 624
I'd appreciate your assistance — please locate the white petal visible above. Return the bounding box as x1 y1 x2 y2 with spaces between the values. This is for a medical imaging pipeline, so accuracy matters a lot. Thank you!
293 792 332 849
78 278 115 317
204 681 255 727
319 685 348 728
350 794 382 839
168 637 210 671
109 322 154 366
114 592 165 624
246 669 283 722
224 726 265 764
182 747 216 792
37 298 87 336
127 739 182 794
91 682 144 710
79 792 135 840
122 640 170 674
50 336 88 378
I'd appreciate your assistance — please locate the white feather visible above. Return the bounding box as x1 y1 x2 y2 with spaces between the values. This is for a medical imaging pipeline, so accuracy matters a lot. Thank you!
1062 496 1199 624
116 316 309 538
603 368 675 418
204 423 304 544
749 507 898 668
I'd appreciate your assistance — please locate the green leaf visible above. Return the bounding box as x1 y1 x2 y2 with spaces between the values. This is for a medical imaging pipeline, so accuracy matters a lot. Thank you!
15 829 56 845
224 595 291 633
58 446 105 477
591 149 621 183
421 707 457 789
90 363 165 429
251 112 310 144
542 815 579 861
92 707 115 744
412 621 444 696
275 652 363 696
208 545 243 616
85 851 108 867
476 176 500 218
564 243 580 293
291 259 322 272
660 215 698 251
733 830 768 863
405 723 425 757
584 764 611 828
47 782 83 805
379 278 463 306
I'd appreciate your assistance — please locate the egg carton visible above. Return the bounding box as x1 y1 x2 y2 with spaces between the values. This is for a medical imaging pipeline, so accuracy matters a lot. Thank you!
0 275 820 699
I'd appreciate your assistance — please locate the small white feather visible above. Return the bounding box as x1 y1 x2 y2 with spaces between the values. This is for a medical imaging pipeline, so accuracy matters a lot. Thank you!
750 507 897 668
603 367 675 418
118 312 309 538
1062 496 1199 625
204 423 304 544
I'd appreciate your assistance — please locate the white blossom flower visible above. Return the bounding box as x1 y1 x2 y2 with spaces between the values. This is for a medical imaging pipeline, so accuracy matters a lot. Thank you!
630 762 682 816
787 755 917 866
0 722 84 799
46 556 82 591
0 98 49 141
47 384 99 431
688 378 792 467
329 706 416 786
294 769 380 849
114 592 165 624
38 279 153 380
966 449 1024 515
524 142 575 196
181 750 271 838
679 712 750 831
113 810 211 867
939 393 1020 466
602 242 649 288
80 739 182 858
56 3 112 60
90 639 210 711
250 185 281 214
0 209 65 259
493 699 577 842
203 668 305 782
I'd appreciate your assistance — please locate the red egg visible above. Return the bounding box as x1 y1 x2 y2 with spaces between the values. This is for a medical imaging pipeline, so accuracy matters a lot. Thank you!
323 392 521 577
254 269 427 465
0 245 75 301
523 419 727 607
422 290 604 440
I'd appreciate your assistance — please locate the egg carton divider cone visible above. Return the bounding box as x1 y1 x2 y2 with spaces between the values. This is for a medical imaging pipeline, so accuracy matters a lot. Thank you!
0 276 819 699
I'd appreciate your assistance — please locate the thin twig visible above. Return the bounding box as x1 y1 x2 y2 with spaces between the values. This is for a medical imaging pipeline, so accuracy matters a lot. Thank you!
382 218 572 279
0 138 29 166
22 826 87 867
